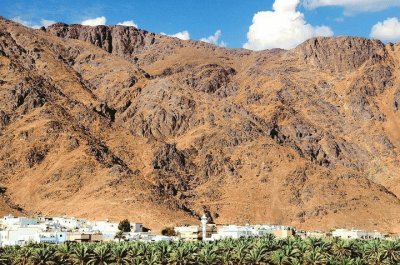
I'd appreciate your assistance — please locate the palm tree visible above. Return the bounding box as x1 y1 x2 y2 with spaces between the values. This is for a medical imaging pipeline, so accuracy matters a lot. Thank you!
126 242 138 261
56 243 73 265
352 256 368 265
70 244 91 265
331 240 353 258
30 247 56 265
154 241 172 265
232 242 248 265
135 242 150 262
303 248 327 265
0 234 398 265
144 249 161 265
0 253 11 265
336 257 354 265
246 244 267 264
364 240 388 265
366 252 388 265
88 245 112 265
305 238 324 252
14 247 33 265
289 259 302 265
217 238 235 253
220 251 235 265
258 236 277 253
281 244 300 262
169 244 193 265
0 246 18 265
380 240 400 263
197 243 219 265
364 240 381 258
0 258 11 265
111 245 129 265
269 250 290 265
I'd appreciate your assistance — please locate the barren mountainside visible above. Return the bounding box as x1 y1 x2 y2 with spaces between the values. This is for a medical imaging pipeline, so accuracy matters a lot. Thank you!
1 17 400 232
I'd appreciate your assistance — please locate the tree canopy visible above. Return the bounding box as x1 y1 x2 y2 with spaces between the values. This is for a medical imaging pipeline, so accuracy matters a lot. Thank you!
118 219 131 232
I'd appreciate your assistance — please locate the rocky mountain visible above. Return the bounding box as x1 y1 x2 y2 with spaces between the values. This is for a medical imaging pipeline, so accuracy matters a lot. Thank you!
1 17 400 232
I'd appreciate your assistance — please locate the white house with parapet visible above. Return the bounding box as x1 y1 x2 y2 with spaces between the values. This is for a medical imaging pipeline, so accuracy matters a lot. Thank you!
175 225 201 241
21 231 67 244
0 215 38 228
52 217 88 230
88 220 119 240
211 225 253 240
0 226 43 246
131 223 143 233
332 229 385 240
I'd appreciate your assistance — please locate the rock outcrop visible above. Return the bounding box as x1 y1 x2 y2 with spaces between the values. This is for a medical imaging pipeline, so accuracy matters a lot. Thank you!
294 37 389 73
47 23 156 57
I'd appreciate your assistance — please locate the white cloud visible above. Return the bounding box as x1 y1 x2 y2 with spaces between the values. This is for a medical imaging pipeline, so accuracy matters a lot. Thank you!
161 30 190 40
170 31 190 40
12 17 31 26
304 0 400 13
370 17 400 43
117 20 138 28
200 30 227 47
40 19 56 28
12 17 56 29
81 16 106 26
243 0 333 51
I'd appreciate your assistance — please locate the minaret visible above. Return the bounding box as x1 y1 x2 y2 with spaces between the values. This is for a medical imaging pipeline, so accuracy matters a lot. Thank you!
200 214 208 241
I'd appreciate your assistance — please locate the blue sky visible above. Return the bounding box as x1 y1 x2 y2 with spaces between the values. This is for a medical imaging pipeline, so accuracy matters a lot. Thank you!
2 0 400 50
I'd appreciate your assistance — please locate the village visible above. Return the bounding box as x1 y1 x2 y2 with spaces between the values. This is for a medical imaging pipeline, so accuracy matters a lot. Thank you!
0 214 395 247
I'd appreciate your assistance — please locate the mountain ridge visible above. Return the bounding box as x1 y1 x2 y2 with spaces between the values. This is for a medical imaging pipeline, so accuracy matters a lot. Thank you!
0 17 400 232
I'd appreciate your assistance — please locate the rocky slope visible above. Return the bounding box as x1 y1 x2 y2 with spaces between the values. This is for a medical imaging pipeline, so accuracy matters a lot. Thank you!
1 17 400 232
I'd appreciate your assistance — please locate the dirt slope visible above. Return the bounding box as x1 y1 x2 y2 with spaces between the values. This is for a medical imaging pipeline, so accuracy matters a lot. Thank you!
0 17 399 232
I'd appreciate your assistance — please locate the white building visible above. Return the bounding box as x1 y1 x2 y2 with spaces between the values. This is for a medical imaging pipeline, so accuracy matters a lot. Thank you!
211 225 253 240
305 231 326 238
52 217 88 230
0 215 149 245
1 215 38 228
134 233 173 242
332 229 385 240
207 224 295 241
0 226 43 246
22 232 67 244
89 221 119 240
175 225 200 241
131 223 143 233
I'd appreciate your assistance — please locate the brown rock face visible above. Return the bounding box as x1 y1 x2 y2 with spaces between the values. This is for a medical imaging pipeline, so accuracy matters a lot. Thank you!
293 37 389 73
1 17 400 232
48 23 156 57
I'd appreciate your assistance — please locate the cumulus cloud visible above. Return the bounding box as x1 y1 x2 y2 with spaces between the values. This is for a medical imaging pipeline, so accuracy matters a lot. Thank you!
12 17 56 29
81 16 106 26
170 31 190 40
161 31 190 40
200 30 227 47
243 0 333 50
117 20 138 28
304 0 400 13
370 17 400 43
